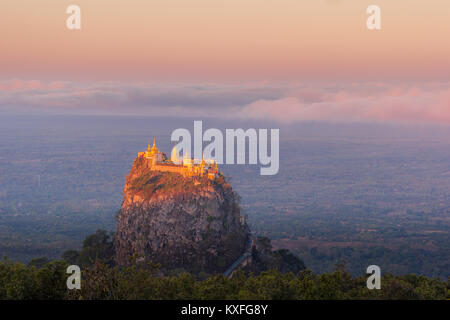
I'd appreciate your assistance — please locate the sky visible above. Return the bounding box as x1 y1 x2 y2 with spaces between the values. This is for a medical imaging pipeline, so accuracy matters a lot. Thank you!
0 0 449 124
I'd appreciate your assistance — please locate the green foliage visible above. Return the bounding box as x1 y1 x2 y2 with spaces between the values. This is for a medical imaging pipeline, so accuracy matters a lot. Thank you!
0 257 68 300
246 237 306 275
2 255 448 300
71 266 450 300
62 229 114 267
61 250 80 265
28 257 51 269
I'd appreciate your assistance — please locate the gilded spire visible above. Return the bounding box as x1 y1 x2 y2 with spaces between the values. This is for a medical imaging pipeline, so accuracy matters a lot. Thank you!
171 141 178 162
150 137 157 153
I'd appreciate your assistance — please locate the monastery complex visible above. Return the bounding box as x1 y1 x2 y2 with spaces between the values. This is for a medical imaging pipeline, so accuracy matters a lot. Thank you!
138 139 219 180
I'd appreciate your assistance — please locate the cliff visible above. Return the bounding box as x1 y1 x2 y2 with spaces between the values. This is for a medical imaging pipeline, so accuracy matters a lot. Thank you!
115 157 250 274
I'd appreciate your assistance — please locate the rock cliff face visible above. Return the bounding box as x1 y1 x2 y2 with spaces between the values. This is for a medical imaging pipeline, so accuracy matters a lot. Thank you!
115 157 250 274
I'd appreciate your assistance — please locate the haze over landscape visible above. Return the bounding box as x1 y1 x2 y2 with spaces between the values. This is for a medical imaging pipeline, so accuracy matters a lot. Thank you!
0 115 448 278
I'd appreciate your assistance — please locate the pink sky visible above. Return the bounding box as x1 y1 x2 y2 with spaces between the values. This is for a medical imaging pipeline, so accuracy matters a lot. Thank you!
0 1 449 124
1 0 449 81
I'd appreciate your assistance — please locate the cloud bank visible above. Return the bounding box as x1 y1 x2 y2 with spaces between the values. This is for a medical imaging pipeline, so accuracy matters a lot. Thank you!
1 79 449 125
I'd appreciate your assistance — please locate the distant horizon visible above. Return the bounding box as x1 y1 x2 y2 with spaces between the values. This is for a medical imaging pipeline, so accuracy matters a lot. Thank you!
1 113 449 144
1 80 449 126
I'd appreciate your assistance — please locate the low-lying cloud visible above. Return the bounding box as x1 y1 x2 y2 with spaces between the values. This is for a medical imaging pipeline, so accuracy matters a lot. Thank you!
241 83 450 125
1 79 449 125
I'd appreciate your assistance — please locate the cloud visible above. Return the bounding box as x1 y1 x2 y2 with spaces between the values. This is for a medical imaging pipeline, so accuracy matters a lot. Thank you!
239 84 450 125
0 79 449 125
